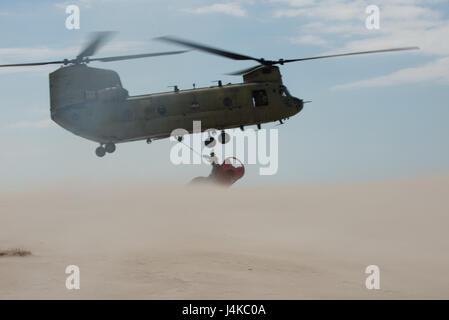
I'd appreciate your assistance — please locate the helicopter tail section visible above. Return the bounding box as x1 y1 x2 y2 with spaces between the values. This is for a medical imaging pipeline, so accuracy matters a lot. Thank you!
49 64 125 112
49 64 128 142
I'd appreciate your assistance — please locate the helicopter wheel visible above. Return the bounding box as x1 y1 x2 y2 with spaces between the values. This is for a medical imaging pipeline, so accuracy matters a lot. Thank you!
218 131 230 144
95 146 106 158
205 137 216 148
177 136 183 142
105 142 116 153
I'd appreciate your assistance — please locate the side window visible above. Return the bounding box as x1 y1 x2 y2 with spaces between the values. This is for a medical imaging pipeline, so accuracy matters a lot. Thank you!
252 90 268 107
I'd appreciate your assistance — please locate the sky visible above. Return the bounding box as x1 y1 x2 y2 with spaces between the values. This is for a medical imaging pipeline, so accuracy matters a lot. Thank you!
0 0 448 190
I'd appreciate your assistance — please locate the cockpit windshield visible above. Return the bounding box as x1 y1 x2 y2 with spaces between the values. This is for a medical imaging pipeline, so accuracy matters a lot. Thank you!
279 85 290 97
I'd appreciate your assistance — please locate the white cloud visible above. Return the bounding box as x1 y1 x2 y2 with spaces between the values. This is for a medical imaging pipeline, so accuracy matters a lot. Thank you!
0 40 147 74
183 3 246 17
54 0 92 9
274 8 303 18
54 0 156 9
329 23 449 56
274 0 364 20
333 56 449 90
274 0 449 88
0 47 75 61
270 0 315 7
290 34 328 46
7 119 55 129
0 47 74 74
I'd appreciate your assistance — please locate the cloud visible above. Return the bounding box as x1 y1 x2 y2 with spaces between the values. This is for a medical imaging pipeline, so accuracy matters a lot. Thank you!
273 0 449 88
0 40 147 74
0 47 74 74
54 0 93 9
333 56 449 90
328 23 449 56
270 0 315 7
290 34 328 46
0 47 75 60
183 3 246 17
7 119 55 129
274 0 364 20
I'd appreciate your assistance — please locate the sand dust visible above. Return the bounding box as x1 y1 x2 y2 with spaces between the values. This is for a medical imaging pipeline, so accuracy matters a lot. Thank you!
1 176 448 299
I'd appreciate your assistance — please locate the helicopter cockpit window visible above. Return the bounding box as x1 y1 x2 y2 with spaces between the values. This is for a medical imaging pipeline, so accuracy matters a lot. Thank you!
279 86 289 97
252 90 268 107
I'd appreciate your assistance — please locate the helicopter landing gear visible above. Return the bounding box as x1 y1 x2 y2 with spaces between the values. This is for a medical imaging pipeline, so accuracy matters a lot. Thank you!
218 130 230 144
146 138 152 144
95 145 106 157
95 143 115 157
177 136 183 142
105 142 116 154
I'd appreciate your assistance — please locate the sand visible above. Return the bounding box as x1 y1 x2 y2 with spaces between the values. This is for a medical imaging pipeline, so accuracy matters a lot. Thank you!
1 175 448 299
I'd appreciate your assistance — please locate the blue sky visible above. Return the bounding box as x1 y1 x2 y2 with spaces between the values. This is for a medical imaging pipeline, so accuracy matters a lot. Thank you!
0 0 448 190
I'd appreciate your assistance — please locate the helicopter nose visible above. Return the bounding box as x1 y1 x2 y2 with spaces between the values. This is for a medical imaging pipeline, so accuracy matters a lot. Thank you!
293 97 303 112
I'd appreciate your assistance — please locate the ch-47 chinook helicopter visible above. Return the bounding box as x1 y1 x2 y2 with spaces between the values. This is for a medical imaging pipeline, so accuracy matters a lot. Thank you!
0 32 418 157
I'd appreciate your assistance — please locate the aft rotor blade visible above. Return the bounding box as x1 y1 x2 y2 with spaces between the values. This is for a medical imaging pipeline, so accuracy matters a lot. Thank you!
280 46 420 64
0 60 66 67
77 31 117 59
156 36 261 62
91 50 188 62
226 64 262 76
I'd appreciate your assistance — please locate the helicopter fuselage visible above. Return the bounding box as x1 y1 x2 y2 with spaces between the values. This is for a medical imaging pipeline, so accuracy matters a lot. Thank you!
50 64 303 146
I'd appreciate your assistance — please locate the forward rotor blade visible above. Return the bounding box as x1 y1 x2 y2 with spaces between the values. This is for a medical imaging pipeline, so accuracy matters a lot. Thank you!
90 50 188 62
0 60 66 67
77 31 117 59
279 46 419 64
156 36 261 62
226 64 262 76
